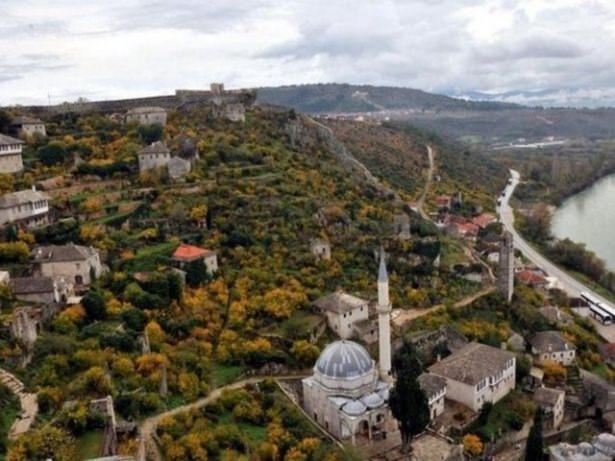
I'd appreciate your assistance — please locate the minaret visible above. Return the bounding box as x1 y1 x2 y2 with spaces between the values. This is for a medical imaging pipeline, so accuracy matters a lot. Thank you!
498 231 514 303
377 249 392 380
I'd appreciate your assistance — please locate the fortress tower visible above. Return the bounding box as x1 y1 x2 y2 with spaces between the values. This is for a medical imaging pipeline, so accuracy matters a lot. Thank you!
377 249 392 379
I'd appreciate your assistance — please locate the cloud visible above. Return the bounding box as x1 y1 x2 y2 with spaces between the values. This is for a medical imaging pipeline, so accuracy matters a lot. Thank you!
0 0 614 107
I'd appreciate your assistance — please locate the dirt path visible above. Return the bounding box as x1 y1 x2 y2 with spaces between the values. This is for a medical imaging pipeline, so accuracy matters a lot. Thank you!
137 373 309 461
0 367 38 440
416 145 435 220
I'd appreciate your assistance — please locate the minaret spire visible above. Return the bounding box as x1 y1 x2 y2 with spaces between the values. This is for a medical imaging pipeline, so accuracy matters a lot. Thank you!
377 247 392 380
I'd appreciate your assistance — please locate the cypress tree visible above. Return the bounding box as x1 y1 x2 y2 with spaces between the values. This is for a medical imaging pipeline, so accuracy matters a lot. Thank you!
389 340 430 453
525 408 544 461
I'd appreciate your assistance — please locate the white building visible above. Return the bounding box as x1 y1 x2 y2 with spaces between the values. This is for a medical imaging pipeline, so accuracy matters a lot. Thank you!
0 188 50 228
314 291 370 340
31 243 104 287
310 238 331 261
534 387 565 430
419 373 447 421
302 251 395 444
10 116 47 138
0 133 24 173
529 331 576 366
137 142 171 173
125 107 167 126
428 342 516 412
171 243 218 275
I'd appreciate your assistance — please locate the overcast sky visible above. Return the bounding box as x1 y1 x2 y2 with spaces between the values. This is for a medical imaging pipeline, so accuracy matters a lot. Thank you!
1 0 614 106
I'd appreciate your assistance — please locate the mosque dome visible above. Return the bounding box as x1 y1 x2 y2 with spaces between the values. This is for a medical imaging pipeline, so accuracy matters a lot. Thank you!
315 340 374 380
342 400 367 416
361 392 385 409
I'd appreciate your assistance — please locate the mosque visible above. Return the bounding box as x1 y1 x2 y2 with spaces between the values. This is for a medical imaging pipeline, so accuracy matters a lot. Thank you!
302 251 397 443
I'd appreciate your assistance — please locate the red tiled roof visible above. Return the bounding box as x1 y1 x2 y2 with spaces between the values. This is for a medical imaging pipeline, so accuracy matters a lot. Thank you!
516 270 547 285
436 195 451 205
472 213 496 229
172 244 215 261
455 222 479 236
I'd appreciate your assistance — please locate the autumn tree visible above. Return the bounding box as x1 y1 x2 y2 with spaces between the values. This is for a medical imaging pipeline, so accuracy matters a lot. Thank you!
389 340 430 453
7 425 78 461
463 434 483 458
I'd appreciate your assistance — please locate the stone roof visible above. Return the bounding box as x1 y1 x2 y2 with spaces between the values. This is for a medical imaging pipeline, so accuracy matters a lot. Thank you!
0 189 49 209
313 291 368 314
315 340 374 379
138 141 170 156
428 342 515 386
10 277 55 294
126 106 166 115
11 116 44 125
168 156 190 169
533 387 564 409
31 244 97 263
0 133 25 146
419 373 447 399
529 331 575 354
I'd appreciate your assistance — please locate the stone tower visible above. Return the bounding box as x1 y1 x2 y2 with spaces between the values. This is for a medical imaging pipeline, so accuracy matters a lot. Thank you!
377 249 392 379
498 231 514 303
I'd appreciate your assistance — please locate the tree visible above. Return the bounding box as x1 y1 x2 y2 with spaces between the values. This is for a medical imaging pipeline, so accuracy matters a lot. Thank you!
37 142 67 166
138 124 163 144
7 425 78 461
389 340 430 453
81 291 107 321
525 408 545 461
0 111 11 134
463 434 483 458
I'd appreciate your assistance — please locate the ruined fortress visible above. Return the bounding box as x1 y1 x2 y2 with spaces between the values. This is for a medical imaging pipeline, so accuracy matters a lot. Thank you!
5 83 257 119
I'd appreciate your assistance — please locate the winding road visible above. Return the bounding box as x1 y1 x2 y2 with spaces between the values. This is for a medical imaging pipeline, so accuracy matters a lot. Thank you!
498 170 615 340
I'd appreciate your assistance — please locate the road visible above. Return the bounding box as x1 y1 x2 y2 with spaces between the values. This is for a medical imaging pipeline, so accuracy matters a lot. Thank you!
498 170 615 341
416 145 434 220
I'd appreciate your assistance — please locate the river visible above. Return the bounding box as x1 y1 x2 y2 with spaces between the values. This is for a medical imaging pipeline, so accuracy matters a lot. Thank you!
552 173 615 271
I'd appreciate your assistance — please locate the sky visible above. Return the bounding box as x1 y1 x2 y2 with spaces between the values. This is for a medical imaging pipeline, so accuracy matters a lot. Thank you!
1 0 615 107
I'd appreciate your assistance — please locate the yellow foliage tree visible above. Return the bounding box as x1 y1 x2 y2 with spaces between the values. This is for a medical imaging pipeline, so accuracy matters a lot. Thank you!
463 434 483 457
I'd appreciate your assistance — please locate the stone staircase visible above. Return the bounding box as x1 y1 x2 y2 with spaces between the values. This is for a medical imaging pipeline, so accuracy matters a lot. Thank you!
566 365 584 395
0 367 38 440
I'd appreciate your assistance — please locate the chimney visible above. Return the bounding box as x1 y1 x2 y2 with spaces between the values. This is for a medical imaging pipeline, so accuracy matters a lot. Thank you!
31 185 36 192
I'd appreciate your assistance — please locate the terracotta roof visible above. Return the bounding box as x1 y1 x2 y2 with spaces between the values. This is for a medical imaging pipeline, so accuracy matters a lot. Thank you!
436 195 451 205
171 243 215 261
516 269 547 285
428 342 515 386
472 213 496 228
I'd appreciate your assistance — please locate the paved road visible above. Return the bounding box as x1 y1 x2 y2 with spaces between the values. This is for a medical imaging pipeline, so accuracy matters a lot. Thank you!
498 170 615 342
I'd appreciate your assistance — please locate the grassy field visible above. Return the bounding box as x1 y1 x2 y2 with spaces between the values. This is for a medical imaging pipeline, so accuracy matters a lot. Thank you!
211 363 246 388
75 429 105 460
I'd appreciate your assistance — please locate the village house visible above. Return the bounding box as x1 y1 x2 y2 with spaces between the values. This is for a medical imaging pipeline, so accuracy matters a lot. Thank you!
539 305 573 327
171 243 218 275
436 195 452 210
310 238 331 261
515 269 548 289
0 133 24 173
529 331 576 366
9 276 66 304
313 291 370 340
124 106 167 126
0 187 50 228
9 116 47 138
445 219 479 242
137 142 171 173
419 373 447 421
167 156 191 180
533 387 566 430
472 212 497 229
428 342 516 412
31 243 104 287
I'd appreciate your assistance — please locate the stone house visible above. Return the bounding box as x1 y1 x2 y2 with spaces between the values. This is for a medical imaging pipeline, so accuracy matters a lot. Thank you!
0 187 50 228
310 239 331 261
428 342 516 412
124 106 167 126
137 142 171 173
0 133 24 173
313 291 370 340
9 116 46 138
419 373 447 421
393 214 411 241
167 156 191 180
171 243 218 275
533 387 565 430
529 331 576 366
9 276 63 304
31 243 104 287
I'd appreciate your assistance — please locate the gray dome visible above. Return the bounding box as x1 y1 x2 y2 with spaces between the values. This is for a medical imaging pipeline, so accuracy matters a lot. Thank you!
361 392 384 409
315 340 374 379
342 400 367 416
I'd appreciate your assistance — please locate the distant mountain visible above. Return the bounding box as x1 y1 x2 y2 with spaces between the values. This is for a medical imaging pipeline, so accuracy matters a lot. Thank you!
449 88 615 109
256 83 520 114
